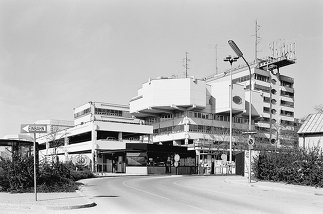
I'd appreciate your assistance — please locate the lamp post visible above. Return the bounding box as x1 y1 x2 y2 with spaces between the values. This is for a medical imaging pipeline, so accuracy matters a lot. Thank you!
228 40 252 183
224 55 239 164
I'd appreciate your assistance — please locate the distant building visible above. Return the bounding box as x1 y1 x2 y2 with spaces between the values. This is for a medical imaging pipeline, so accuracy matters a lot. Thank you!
0 134 34 160
298 113 323 150
37 102 153 173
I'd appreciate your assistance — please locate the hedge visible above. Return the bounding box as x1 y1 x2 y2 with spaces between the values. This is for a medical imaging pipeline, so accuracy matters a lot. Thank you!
254 147 323 187
0 154 95 193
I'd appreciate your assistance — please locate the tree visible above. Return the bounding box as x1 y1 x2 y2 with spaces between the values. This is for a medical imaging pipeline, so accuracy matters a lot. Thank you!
38 125 69 164
314 104 323 113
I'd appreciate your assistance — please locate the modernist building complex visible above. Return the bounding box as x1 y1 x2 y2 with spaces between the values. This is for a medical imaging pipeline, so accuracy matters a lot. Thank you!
37 102 153 174
130 56 296 166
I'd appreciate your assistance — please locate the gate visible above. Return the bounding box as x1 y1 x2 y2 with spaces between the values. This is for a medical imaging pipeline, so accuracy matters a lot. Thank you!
235 151 245 176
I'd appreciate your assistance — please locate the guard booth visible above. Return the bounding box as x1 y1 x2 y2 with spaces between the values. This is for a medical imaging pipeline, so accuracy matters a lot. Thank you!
125 143 197 175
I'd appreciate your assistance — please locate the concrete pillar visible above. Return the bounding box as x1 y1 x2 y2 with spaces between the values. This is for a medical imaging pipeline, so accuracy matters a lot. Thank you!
64 136 69 163
91 124 98 173
118 132 123 141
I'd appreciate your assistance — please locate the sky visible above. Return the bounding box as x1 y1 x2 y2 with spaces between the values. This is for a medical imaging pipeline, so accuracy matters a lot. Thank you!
0 0 322 137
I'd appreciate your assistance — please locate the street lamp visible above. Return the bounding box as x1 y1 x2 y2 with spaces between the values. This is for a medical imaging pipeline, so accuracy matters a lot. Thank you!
228 40 252 183
224 55 239 164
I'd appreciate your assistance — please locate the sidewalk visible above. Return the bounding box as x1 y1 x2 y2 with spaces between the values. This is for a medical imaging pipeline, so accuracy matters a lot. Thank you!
0 189 96 211
224 176 323 196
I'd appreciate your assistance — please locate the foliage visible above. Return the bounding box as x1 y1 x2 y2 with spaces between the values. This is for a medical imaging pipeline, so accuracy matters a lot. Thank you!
254 147 323 187
0 155 95 193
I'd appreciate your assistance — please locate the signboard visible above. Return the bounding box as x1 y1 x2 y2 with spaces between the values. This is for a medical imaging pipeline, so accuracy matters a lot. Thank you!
21 124 47 133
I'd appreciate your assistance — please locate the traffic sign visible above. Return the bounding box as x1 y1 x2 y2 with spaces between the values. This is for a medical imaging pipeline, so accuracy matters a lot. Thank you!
21 124 47 133
174 154 180 162
248 137 255 145
242 131 257 135
174 161 179 167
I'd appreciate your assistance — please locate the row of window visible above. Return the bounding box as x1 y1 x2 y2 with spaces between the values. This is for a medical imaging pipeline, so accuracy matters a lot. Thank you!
233 73 293 88
74 108 91 119
263 97 294 109
94 108 123 117
145 111 250 125
153 125 245 135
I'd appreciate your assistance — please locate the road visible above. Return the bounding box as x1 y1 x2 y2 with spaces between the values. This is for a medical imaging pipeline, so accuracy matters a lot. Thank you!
73 175 323 214
4 175 323 214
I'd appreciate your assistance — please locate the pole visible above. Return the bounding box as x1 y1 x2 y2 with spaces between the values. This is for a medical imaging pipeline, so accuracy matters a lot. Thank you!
33 133 37 201
242 56 252 183
229 65 233 163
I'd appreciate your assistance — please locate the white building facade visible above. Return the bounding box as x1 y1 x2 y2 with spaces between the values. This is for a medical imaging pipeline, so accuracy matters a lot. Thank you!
38 102 153 173
129 57 296 168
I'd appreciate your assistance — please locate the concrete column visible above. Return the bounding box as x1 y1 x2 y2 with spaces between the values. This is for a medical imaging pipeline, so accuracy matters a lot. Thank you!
91 124 98 173
64 136 69 163
118 132 123 141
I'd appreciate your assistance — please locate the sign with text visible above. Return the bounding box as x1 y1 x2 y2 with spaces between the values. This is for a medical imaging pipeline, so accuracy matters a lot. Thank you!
21 124 47 133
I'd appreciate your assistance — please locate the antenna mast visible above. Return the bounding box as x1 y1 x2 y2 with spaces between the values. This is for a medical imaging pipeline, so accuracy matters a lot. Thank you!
215 44 218 74
183 52 190 78
255 20 261 65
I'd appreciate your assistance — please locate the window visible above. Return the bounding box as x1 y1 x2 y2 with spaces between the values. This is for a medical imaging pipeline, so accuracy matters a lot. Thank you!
280 90 294 98
74 108 91 118
263 107 270 113
95 108 122 117
271 99 277 104
271 89 277 94
254 74 269 82
264 97 270 103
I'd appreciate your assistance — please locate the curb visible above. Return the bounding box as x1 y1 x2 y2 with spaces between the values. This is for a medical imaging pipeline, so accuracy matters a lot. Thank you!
46 202 97 210
225 177 323 196
0 190 97 211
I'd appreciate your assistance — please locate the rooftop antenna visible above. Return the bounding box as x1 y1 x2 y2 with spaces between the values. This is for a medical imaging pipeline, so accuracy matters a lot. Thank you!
183 52 190 78
215 44 218 74
254 20 261 65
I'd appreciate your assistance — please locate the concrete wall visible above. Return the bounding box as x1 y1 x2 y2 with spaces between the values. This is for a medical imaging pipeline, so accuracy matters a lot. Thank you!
299 136 323 150
130 78 206 113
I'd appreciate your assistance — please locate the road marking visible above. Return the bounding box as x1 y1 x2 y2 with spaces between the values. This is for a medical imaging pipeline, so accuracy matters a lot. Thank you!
122 180 171 200
122 177 210 213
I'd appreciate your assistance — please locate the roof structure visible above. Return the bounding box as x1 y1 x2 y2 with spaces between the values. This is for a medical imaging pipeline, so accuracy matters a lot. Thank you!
298 113 323 134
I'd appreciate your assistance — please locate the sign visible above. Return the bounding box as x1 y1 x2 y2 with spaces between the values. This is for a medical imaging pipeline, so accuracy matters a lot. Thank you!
174 161 179 167
242 131 257 135
21 124 47 133
248 137 255 145
72 155 90 166
174 154 180 162
221 154 227 161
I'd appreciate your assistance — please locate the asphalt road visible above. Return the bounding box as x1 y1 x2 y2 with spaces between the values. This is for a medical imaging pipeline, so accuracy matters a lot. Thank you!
6 175 322 214
72 175 323 214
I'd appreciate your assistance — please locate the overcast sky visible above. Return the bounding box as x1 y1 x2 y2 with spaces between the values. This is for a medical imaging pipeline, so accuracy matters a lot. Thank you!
0 0 322 137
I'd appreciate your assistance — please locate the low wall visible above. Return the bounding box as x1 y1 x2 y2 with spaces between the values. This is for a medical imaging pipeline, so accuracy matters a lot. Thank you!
126 166 148 175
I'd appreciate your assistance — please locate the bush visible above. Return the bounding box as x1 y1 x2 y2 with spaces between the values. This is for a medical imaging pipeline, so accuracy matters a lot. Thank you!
0 155 95 193
254 147 323 187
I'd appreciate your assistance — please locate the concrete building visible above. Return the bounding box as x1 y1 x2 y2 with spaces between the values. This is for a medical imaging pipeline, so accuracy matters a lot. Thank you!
129 56 296 169
0 134 34 160
298 113 323 150
37 102 153 174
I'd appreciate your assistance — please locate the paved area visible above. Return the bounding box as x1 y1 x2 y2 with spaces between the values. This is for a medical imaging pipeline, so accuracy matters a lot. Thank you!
0 175 322 213
0 190 96 212
224 176 323 196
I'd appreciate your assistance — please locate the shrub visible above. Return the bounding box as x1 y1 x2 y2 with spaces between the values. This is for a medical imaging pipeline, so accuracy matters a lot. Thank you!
254 147 323 187
0 155 95 193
